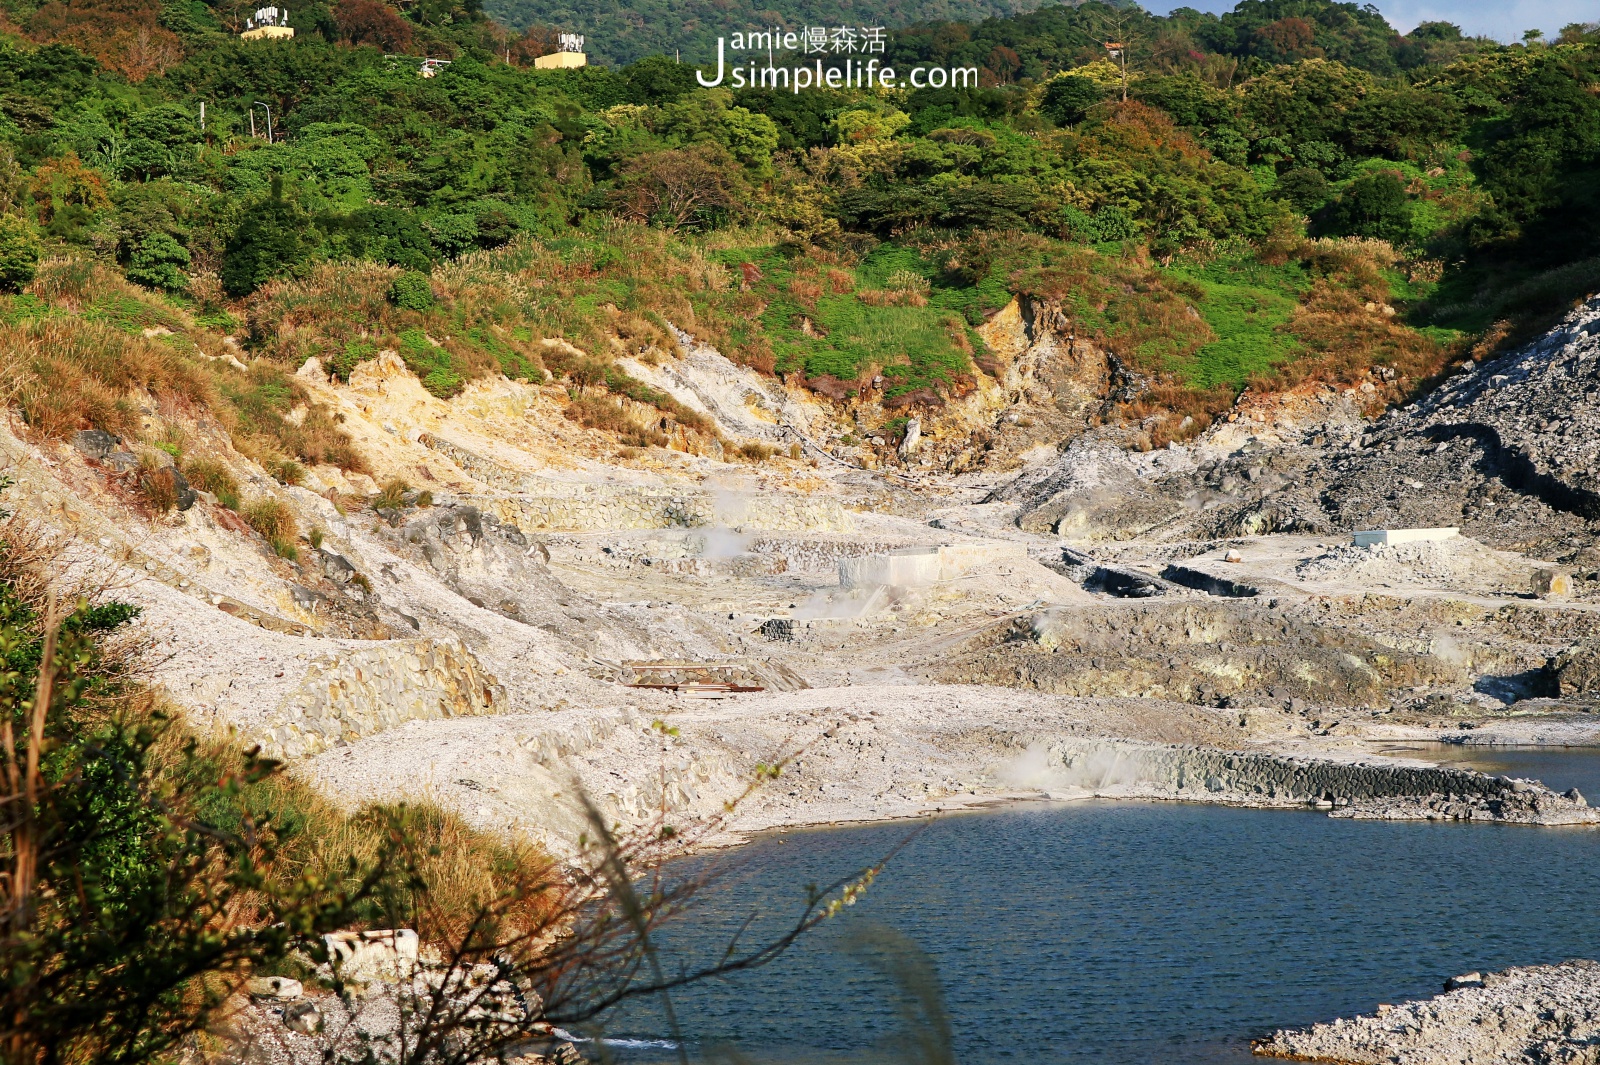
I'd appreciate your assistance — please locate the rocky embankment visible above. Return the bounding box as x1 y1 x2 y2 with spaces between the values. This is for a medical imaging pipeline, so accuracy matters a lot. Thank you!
1213 296 1600 556
1258 961 1600 1064
1041 739 1598 825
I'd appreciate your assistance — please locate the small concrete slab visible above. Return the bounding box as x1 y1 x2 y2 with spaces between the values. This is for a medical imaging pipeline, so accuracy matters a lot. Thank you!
1352 527 1459 547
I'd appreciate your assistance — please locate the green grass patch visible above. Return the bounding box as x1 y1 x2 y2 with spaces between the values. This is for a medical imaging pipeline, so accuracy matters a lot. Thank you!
397 328 464 398
82 294 185 335
1164 253 1308 388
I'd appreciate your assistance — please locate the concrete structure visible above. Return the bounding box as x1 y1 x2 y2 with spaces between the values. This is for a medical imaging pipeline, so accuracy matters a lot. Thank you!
1352 527 1459 547
241 24 293 39
534 50 586 69
839 542 1028 588
535 31 587 68
241 4 293 39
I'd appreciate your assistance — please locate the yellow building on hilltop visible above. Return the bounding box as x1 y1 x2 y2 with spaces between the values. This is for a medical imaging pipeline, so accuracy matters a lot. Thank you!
534 33 586 69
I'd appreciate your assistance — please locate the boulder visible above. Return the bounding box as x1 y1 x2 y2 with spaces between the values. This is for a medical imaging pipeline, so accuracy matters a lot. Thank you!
898 417 921 459
247 975 303 1000
324 928 420 982
72 429 118 461
318 549 357 584
1532 568 1573 598
1546 642 1600 697
104 451 140 474
282 1000 322 1035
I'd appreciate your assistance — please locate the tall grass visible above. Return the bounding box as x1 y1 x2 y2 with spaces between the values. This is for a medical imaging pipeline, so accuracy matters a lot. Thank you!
242 497 298 559
182 457 240 509
0 259 368 477
3 317 214 440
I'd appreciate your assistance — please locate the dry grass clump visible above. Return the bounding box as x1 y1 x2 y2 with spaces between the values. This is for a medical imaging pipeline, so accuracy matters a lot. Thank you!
787 277 822 308
267 458 306 486
2 318 215 440
565 394 670 449
733 441 776 462
137 454 182 512
247 262 399 364
183 457 239 508
1266 281 1449 393
0 274 368 477
857 269 933 308
27 258 182 329
241 497 298 558
1248 235 1449 395
611 310 682 363
373 477 410 510
220 363 369 475
1120 382 1234 449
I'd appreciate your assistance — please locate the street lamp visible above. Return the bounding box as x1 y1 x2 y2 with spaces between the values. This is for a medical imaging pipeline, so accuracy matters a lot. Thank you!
253 101 274 142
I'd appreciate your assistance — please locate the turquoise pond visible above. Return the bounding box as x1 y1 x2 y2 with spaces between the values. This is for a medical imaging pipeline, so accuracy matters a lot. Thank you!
581 746 1600 1064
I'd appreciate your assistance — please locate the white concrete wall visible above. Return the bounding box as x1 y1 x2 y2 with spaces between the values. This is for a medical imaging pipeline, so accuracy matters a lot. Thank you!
838 542 1029 588
1353 527 1459 547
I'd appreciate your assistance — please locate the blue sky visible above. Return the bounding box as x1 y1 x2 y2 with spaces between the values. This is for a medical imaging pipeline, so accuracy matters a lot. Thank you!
1140 0 1597 44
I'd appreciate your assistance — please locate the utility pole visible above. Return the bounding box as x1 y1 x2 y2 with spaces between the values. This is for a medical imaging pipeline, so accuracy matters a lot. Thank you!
1104 41 1127 101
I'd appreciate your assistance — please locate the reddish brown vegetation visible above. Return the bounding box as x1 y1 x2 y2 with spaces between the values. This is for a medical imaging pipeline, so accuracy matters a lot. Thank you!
27 0 182 80
333 0 414 51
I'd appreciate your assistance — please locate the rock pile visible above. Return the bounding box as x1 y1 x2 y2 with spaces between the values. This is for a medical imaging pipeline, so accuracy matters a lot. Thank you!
1258 960 1600 1064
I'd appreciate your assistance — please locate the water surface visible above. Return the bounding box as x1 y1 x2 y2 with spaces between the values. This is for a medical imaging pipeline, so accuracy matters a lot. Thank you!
597 748 1600 1065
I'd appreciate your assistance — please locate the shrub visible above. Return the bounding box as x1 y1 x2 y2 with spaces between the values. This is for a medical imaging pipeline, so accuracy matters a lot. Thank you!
242 497 298 558
1322 171 1413 243
389 269 434 310
125 232 191 293
221 182 311 297
1277 168 1330 212
0 214 42 292
182 457 239 509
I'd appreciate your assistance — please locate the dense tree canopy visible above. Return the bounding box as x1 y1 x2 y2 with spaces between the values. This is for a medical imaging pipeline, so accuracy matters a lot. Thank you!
0 0 1591 405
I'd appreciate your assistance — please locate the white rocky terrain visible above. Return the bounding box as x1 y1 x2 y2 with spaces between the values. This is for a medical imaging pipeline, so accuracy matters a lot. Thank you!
15 287 1600 1062
1259 961 1600 1064
10 296 1600 861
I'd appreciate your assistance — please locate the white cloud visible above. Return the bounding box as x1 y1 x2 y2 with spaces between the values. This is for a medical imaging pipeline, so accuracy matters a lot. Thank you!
1380 0 1595 41
1141 0 1595 44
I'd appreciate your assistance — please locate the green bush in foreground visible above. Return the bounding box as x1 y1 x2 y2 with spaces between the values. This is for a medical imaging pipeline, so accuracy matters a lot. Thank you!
0 520 887 1064
0 214 42 293
389 269 435 311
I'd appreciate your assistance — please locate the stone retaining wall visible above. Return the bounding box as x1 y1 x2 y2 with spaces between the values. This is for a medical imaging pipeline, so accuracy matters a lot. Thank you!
493 489 852 534
261 639 505 759
1045 738 1599 825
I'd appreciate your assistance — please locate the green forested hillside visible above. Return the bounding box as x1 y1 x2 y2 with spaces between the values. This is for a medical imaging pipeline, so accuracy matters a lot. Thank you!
481 0 1056 67
0 0 1596 454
